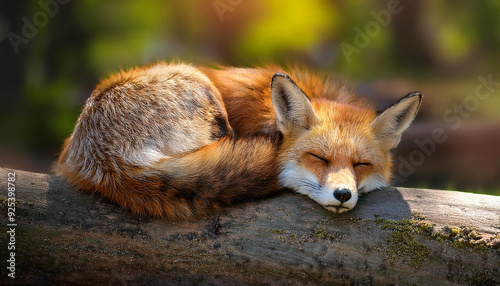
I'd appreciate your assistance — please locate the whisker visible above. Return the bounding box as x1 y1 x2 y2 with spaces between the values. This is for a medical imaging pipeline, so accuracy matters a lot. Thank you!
297 180 322 193
280 173 323 193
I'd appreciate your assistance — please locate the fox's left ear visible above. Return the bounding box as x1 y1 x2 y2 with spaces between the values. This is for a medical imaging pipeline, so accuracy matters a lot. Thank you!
372 92 422 149
271 73 317 135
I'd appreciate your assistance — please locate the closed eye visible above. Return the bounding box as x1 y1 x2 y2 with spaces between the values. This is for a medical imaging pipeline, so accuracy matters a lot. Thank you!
308 152 329 164
354 162 372 167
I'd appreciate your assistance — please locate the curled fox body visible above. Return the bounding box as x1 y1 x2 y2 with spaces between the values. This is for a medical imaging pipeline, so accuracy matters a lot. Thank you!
56 62 421 219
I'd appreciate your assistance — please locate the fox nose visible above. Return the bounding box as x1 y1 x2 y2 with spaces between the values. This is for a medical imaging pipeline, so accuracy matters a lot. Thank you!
334 188 352 203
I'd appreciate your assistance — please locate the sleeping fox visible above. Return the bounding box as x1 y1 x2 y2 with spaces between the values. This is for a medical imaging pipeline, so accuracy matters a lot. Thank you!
56 62 422 219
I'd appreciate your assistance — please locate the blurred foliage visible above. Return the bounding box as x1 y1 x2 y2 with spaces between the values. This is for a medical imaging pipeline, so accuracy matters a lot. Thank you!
234 0 338 61
0 0 499 192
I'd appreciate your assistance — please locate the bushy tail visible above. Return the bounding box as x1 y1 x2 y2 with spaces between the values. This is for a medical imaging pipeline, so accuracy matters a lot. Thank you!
56 137 281 220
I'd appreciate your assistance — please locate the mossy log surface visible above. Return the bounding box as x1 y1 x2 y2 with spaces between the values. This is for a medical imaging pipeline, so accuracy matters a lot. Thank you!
0 167 499 285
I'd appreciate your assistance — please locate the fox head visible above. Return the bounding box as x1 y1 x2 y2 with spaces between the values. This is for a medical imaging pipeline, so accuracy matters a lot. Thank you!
271 73 422 213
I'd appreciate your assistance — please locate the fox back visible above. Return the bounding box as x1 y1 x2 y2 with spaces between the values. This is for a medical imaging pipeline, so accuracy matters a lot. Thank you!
56 62 421 219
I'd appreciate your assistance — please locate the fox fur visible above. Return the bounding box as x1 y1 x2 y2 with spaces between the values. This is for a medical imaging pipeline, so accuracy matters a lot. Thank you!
56 62 422 219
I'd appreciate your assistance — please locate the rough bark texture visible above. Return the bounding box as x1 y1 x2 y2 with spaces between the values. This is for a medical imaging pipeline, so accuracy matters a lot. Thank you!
0 167 499 285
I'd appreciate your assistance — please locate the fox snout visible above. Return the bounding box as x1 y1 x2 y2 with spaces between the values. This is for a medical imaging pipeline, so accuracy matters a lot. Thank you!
333 188 352 203
279 162 361 214
323 187 358 213
328 190 358 213
322 167 359 213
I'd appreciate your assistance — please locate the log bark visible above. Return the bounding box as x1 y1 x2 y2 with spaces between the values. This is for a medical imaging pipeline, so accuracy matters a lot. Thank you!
0 167 499 285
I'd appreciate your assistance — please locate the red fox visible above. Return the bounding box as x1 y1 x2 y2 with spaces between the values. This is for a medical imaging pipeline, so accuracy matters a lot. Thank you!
56 62 422 219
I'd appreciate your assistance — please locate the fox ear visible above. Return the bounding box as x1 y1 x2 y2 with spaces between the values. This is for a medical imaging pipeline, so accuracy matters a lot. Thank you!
372 92 422 149
271 73 316 134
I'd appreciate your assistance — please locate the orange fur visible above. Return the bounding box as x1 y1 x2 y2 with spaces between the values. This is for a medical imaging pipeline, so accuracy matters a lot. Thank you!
56 62 421 218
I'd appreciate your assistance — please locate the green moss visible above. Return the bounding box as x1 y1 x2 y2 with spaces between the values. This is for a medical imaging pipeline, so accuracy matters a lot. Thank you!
449 227 460 237
375 215 495 256
349 217 373 223
267 228 298 243
312 225 344 241
411 212 426 221
431 226 491 253
349 217 363 223
267 214 496 258
413 221 434 236
379 212 496 253
267 221 347 245
387 230 429 266
0 197 34 212
268 228 289 235
375 218 430 267
0 197 7 210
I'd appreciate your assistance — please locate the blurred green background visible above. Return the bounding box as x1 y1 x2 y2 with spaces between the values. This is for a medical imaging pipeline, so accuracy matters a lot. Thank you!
1 0 499 195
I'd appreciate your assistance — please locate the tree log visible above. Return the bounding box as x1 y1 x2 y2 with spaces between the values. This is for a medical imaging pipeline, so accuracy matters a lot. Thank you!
1 167 499 285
